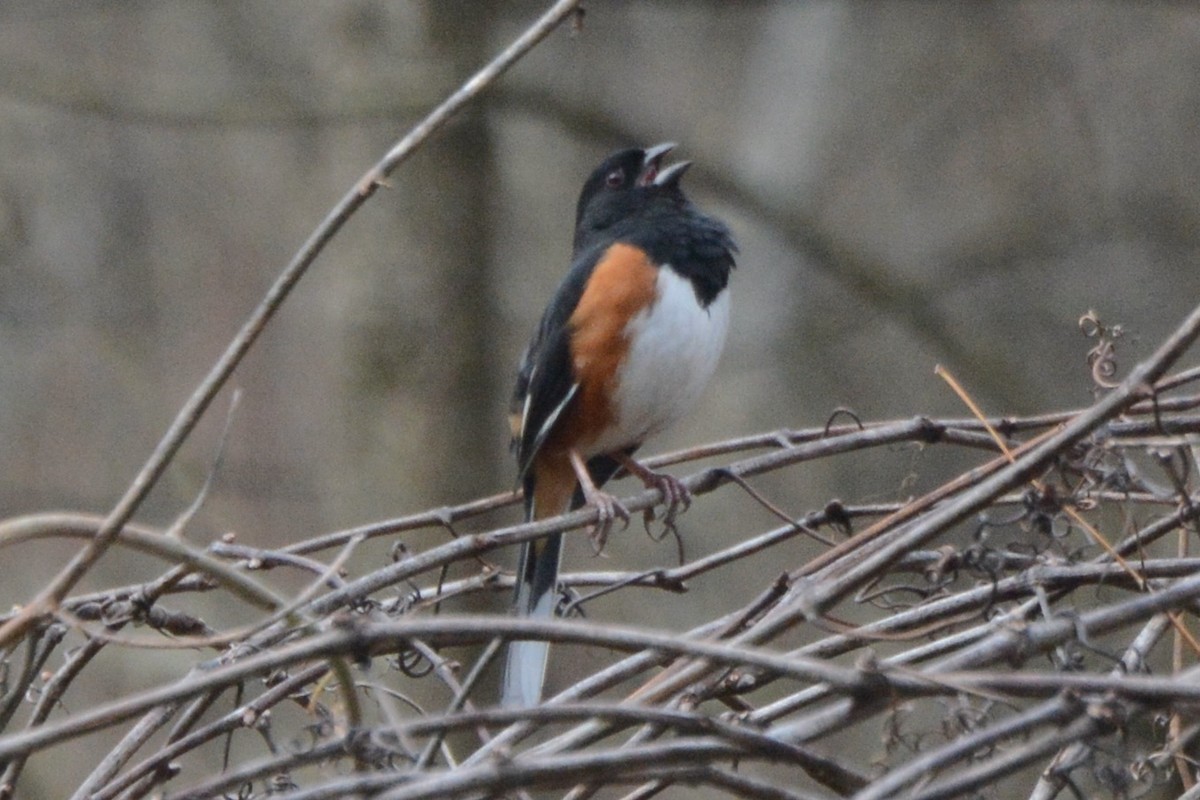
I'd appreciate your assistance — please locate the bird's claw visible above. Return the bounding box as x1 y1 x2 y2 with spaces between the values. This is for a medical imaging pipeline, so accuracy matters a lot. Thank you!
640 472 692 534
585 489 631 554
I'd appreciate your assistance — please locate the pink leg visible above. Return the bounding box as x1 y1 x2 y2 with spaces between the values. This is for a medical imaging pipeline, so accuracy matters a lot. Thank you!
569 449 631 552
613 452 692 525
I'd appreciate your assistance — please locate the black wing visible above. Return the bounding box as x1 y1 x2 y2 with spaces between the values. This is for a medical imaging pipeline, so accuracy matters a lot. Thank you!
510 246 602 482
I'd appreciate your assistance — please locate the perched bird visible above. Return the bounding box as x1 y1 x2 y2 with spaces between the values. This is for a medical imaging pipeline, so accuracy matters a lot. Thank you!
502 143 737 707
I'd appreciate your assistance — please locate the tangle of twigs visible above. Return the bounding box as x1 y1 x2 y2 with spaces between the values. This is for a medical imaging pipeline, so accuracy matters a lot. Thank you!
4 348 1200 798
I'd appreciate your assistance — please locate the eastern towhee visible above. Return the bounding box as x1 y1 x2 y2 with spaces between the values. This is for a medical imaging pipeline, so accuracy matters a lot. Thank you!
502 143 737 706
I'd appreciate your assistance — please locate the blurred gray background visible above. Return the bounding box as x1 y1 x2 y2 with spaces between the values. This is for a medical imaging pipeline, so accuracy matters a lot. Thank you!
2 2 1198 795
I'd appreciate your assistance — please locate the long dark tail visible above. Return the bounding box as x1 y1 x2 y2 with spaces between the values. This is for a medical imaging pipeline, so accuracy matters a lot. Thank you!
500 453 627 707
500 529 563 707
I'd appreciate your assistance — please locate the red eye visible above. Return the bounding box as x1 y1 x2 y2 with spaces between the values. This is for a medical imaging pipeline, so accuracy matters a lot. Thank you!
604 169 624 189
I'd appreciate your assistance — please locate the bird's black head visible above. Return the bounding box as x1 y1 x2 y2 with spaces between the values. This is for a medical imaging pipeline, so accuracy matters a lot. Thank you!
572 142 692 251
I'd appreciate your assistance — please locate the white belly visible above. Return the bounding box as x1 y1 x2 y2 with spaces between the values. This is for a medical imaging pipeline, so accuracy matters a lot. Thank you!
587 267 729 455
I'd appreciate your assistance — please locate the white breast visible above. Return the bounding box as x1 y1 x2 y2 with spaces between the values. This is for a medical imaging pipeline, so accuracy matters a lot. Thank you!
587 267 729 456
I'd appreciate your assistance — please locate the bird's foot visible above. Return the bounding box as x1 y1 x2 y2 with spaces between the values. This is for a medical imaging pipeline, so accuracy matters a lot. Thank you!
616 455 692 534
581 483 631 554
645 471 692 528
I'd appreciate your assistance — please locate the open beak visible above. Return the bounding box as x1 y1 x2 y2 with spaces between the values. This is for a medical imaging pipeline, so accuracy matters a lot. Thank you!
653 159 692 188
636 142 676 186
